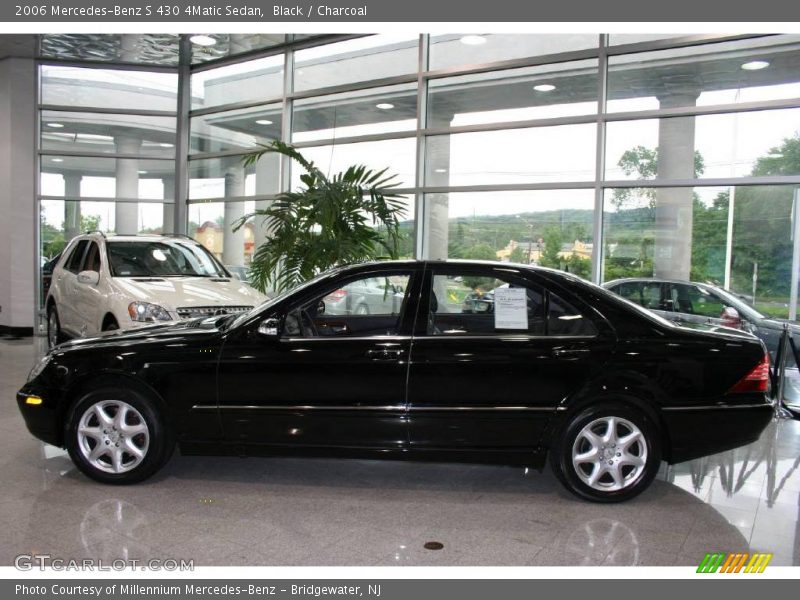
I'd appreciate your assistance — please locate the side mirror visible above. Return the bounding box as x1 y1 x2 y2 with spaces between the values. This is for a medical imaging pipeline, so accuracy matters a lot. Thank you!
721 306 743 329
77 270 100 285
257 317 280 337
316 300 326 315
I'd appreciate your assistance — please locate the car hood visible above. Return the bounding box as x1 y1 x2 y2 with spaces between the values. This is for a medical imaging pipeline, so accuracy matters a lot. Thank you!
55 316 226 351
113 276 267 311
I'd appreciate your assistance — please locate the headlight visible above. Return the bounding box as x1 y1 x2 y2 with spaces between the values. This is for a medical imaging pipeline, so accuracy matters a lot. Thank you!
128 301 172 323
27 354 52 382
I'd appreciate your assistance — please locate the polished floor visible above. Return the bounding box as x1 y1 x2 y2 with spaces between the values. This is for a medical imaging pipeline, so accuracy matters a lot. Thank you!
1 336 799 567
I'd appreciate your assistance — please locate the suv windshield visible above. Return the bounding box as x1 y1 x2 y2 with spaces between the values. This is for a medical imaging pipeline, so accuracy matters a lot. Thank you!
107 241 228 278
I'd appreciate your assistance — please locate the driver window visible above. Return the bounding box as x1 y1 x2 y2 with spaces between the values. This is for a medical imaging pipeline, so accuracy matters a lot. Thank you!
284 274 412 338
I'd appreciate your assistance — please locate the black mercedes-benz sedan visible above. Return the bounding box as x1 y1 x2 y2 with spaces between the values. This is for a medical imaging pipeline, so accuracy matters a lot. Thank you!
17 260 774 502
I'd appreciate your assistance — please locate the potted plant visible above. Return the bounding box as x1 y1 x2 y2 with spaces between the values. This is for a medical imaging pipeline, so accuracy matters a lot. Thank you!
235 141 408 293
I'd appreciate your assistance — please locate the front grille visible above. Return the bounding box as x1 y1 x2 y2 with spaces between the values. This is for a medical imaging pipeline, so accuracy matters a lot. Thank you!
177 305 252 319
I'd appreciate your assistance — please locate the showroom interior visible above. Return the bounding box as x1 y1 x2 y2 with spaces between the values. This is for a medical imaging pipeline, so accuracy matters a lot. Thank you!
1 32 799 566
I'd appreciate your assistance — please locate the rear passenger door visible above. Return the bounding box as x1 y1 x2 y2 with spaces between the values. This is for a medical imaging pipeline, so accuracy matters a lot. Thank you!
407 265 615 451
610 280 670 319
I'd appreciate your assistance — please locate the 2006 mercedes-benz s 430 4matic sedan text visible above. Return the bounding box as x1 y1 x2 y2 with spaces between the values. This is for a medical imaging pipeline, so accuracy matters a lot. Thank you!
18 260 774 502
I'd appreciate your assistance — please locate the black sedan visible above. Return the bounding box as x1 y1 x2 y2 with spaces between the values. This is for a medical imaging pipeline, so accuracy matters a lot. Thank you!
17 260 774 502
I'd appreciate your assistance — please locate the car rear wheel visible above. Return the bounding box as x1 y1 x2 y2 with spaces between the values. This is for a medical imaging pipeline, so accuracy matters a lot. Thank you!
47 306 63 348
551 404 660 502
65 388 174 484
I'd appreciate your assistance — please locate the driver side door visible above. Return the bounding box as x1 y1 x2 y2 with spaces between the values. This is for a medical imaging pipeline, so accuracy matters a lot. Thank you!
216 266 421 449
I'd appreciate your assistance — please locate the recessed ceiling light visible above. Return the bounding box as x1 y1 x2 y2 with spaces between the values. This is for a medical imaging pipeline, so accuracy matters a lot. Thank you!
190 35 217 47
434 168 447 173
376 103 394 110
46 122 64 128
159 143 174 148
533 84 556 92
460 35 486 46
741 60 769 71
255 119 273 125
51 158 63 163
138 170 148 175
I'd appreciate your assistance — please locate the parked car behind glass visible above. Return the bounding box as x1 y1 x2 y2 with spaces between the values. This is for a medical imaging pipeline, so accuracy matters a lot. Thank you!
603 277 800 415
45 233 268 347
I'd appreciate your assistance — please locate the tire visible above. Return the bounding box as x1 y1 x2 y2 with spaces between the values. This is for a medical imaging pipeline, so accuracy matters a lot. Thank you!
47 305 64 348
102 316 119 332
550 403 661 502
65 387 174 484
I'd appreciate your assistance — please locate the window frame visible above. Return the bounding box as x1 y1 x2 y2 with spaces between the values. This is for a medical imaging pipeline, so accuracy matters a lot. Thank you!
279 267 420 340
415 263 603 339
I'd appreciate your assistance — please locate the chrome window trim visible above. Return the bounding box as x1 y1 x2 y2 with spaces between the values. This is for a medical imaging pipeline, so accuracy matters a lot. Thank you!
195 404 558 412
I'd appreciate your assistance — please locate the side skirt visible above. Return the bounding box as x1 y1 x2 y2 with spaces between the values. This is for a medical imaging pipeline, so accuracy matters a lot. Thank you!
178 441 548 469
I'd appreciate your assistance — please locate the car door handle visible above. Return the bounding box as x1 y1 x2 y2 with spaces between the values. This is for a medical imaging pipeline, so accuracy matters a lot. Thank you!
366 348 404 361
552 348 591 358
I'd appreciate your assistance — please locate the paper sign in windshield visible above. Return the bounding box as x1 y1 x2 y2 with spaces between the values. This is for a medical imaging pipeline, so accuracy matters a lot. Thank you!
494 287 528 330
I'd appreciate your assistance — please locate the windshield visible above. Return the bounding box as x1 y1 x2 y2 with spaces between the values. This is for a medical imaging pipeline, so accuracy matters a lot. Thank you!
107 241 228 278
712 286 766 321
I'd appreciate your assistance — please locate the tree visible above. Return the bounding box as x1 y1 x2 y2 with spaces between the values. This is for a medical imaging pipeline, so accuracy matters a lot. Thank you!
508 245 527 264
462 243 497 289
236 141 406 293
611 146 705 209
538 226 564 269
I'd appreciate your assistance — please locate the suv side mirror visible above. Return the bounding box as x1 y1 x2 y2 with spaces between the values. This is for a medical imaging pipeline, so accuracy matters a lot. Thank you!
257 317 280 337
77 270 100 285
720 306 743 329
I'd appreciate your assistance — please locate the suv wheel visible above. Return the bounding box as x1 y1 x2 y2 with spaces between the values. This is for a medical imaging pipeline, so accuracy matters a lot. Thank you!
47 305 63 348
65 388 174 484
551 404 661 502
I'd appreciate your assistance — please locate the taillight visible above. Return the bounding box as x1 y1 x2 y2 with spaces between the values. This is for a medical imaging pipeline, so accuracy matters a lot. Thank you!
727 353 770 394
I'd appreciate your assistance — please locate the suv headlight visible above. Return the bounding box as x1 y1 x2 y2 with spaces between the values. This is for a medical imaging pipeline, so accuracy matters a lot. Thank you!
128 301 172 323
28 354 52 382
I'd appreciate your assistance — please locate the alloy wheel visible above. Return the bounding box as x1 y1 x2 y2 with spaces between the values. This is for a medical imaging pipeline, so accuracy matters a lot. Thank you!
571 416 647 492
77 400 150 474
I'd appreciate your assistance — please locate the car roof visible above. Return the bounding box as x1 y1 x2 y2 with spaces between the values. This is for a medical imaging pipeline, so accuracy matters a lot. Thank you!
603 277 720 288
73 233 202 244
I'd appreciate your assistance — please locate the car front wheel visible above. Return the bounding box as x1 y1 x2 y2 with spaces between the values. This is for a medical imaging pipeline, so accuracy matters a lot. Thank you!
551 404 661 502
65 388 174 484
47 306 63 348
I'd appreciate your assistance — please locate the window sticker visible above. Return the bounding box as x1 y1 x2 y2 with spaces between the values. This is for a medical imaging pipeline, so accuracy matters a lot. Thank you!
494 287 528 330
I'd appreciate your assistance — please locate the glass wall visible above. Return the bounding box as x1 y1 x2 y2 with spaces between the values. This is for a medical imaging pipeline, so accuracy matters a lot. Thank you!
36 33 800 326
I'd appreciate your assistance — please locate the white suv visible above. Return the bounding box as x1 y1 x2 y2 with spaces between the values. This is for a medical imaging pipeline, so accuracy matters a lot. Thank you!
45 233 268 346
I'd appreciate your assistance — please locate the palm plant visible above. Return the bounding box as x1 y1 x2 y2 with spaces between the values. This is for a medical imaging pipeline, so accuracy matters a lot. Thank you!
234 140 407 293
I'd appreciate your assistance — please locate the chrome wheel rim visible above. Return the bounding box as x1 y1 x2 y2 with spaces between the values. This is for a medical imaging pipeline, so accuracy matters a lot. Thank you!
48 312 58 346
572 416 647 492
77 400 149 474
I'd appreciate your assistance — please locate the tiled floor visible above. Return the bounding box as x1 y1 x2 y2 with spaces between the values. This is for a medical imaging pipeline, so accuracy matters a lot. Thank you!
1 336 798 566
